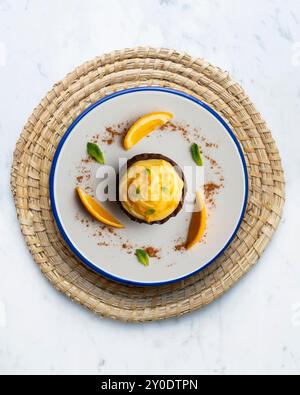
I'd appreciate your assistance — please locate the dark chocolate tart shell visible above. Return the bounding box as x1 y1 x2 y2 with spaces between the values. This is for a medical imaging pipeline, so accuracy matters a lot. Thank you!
117 153 186 225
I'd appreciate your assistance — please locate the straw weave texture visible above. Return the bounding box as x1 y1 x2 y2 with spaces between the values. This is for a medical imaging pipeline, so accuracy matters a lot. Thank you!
11 48 285 322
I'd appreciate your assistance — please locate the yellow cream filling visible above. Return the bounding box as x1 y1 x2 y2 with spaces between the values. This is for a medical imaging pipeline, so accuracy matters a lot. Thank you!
120 159 184 223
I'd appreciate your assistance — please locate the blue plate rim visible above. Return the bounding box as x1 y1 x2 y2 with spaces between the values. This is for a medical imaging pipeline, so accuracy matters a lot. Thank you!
49 87 249 287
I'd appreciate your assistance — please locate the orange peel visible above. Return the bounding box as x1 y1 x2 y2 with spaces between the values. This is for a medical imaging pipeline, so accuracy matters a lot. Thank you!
76 187 124 229
186 191 207 250
124 112 173 150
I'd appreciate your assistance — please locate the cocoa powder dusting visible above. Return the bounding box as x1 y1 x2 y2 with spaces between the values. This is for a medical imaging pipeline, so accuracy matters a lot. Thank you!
101 125 129 146
122 243 134 255
175 243 186 252
145 247 161 259
204 183 222 207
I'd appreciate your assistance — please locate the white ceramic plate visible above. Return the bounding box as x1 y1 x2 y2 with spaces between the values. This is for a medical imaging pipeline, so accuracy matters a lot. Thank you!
50 88 248 286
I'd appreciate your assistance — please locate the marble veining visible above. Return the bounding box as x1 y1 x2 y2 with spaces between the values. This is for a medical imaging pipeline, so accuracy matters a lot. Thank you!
0 0 299 375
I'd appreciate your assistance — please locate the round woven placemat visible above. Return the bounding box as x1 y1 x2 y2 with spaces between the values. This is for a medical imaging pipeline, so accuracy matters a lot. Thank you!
11 47 285 322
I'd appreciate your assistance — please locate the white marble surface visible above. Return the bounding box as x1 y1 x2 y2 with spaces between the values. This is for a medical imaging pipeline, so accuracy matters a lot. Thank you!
0 0 299 375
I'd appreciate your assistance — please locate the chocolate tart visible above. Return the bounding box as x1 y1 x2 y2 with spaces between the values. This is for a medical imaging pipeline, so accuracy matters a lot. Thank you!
117 153 186 225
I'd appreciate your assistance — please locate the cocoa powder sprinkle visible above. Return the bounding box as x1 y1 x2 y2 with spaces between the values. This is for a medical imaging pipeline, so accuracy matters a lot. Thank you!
175 243 186 252
204 183 222 207
145 247 161 259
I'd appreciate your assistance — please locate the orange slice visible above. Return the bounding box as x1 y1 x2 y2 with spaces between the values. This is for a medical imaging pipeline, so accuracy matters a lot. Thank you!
76 187 124 229
124 112 173 150
186 191 207 250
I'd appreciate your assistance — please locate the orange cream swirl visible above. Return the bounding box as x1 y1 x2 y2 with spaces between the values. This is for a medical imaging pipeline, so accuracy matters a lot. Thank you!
119 159 184 223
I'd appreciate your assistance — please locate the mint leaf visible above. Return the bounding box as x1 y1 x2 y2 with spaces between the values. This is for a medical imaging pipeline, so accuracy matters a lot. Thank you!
87 142 105 164
191 143 203 167
145 208 156 216
136 249 149 267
